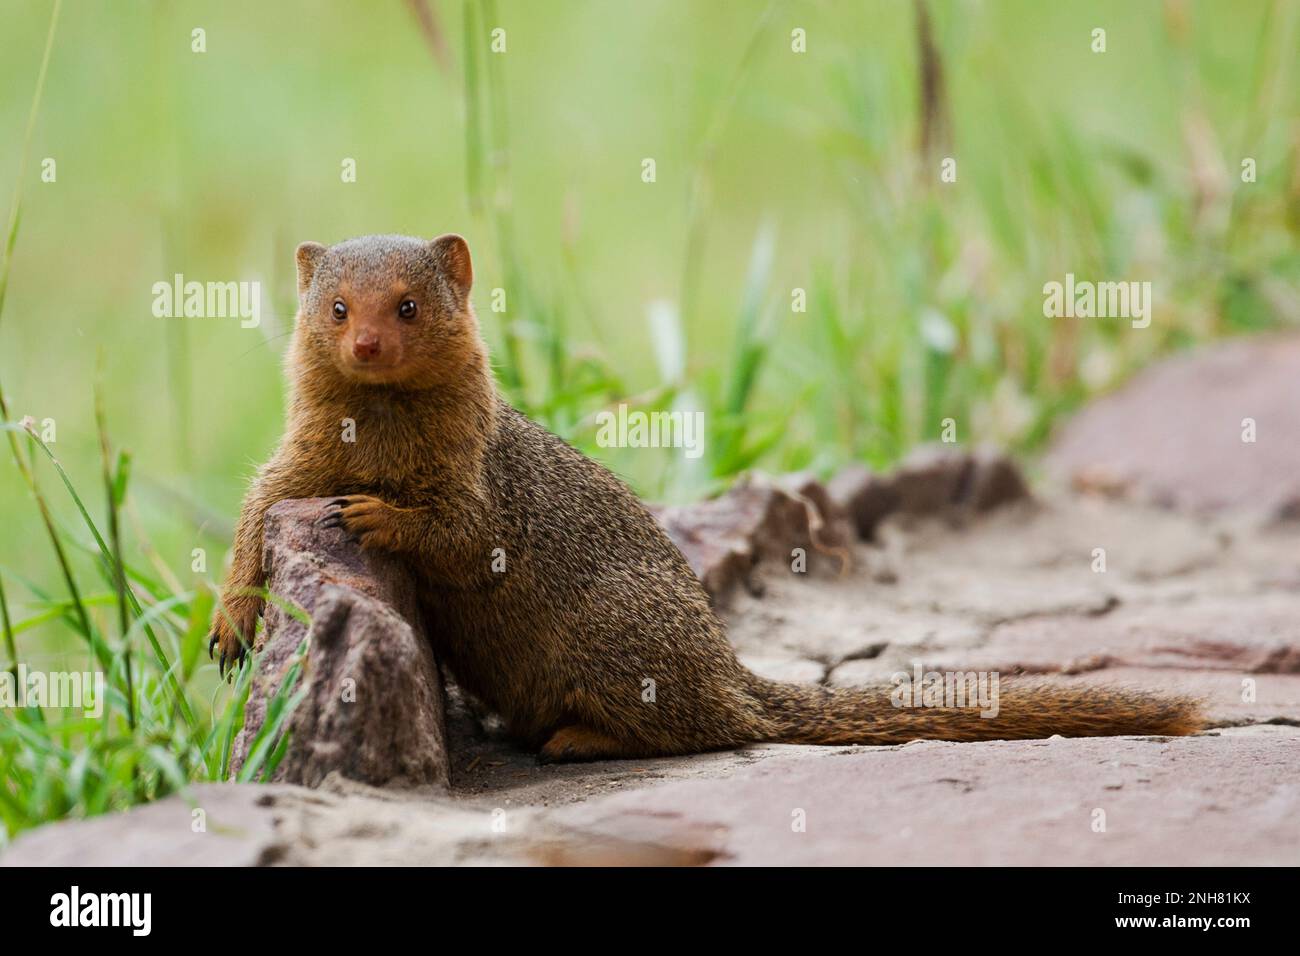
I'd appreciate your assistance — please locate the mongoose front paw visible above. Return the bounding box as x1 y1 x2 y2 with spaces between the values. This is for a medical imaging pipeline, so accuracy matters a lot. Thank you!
320 495 399 551
207 598 260 681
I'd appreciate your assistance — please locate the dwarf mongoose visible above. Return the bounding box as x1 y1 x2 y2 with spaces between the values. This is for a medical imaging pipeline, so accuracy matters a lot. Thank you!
210 234 1202 761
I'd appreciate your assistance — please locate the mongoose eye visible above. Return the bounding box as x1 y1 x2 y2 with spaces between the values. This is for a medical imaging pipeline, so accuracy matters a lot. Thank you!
332 300 348 321
398 299 418 320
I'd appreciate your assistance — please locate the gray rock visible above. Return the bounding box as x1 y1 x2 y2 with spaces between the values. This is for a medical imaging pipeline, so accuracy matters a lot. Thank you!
230 498 449 789
827 464 900 540
778 471 855 553
547 734 1300 865
1047 333 1300 514
925 595 1300 676
0 778 719 868
738 653 826 684
0 783 280 867
651 475 850 603
965 444 1032 512
893 444 974 515
827 447 1029 542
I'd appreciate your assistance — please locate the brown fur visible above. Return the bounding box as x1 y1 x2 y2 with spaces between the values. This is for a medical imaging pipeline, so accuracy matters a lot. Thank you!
210 234 1205 760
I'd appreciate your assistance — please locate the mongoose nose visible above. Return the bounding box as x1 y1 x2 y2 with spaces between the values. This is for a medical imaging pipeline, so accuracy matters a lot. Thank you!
352 333 381 360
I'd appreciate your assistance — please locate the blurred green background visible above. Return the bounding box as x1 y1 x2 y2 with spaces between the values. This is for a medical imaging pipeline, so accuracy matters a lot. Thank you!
0 0 1297 835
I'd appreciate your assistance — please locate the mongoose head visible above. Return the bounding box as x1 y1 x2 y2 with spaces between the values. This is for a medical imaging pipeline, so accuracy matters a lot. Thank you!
292 234 479 389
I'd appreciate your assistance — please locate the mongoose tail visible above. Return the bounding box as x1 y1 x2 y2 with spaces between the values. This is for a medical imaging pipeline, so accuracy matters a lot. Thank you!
752 676 1205 745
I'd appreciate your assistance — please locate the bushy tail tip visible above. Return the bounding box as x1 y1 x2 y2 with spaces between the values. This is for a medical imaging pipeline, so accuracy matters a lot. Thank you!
752 675 1204 746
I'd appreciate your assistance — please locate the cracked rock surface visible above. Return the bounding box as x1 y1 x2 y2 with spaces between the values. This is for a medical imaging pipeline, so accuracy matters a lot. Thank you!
5 340 1300 866
8 485 1296 866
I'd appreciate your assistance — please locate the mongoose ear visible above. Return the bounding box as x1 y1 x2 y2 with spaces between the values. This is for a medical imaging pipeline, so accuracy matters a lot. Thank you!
295 242 327 297
430 234 473 299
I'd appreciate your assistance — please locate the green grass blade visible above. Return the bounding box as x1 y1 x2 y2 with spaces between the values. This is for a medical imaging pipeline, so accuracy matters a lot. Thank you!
0 422 197 731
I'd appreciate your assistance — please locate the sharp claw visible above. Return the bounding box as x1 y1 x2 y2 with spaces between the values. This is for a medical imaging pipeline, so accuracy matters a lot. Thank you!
219 652 228 679
317 499 348 527
208 634 218 660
